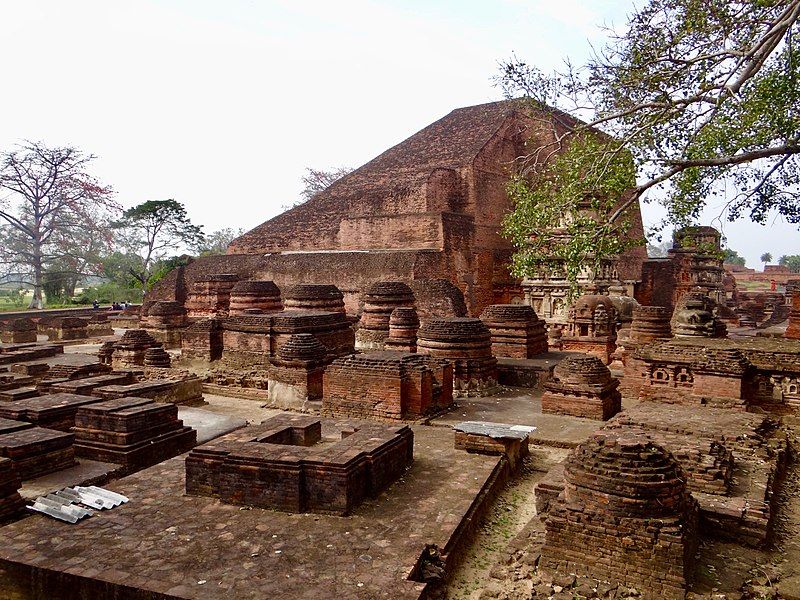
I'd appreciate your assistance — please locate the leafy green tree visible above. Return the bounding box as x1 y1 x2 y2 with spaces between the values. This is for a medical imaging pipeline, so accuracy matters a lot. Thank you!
193 228 243 256
760 252 773 266
499 0 800 290
779 254 800 272
112 200 204 289
723 248 747 267
0 142 116 308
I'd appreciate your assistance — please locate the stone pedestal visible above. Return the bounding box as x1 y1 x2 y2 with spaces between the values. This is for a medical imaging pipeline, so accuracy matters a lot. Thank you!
479 304 547 359
417 318 498 397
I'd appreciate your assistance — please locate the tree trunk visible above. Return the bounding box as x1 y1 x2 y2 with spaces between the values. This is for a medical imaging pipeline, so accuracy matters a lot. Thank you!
28 247 43 310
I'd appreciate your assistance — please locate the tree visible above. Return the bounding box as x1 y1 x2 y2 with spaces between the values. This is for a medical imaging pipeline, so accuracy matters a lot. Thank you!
723 247 747 266
283 166 352 210
761 252 773 266
779 254 800 272
193 227 244 256
112 200 204 290
0 142 116 308
499 0 800 290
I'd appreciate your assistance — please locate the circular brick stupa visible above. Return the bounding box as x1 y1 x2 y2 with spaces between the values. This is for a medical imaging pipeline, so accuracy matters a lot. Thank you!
384 307 420 352
672 292 727 338
417 317 498 397
541 430 698 600
479 304 548 358
185 274 239 319
228 280 283 315
541 354 621 420
268 333 328 408
357 281 415 350
283 284 345 314
629 305 673 342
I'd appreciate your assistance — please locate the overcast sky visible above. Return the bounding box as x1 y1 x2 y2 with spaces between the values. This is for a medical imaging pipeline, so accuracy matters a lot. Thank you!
1 0 796 268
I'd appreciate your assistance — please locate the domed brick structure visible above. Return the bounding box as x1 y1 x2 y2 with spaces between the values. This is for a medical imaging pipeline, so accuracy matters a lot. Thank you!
621 305 674 398
0 318 37 344
356 281 415 350
228 280 283 315
185 273 239 319
417 317 498 397
267 333 328 409
541 354 621 420
541 430 698 600
672 291 727 338
560 294 617 364
384 307 420 353
283 284 345 314
110 329 161 368
145 301 188 349
144 346 172 368
479 304 547 359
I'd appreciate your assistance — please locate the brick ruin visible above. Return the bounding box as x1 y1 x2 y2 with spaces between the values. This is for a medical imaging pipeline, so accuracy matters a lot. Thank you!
37 316 88 341
560 293 617 364
72 396 197 473
185 414 413 515
479 304 547 359
107 329 162 368
322 351 453 420
0 319 37 344
541 354 621 420
283 284 346 313
147 101 647 318
417 317 498 397
143 301 188 349
185 273 239 319
540 430 699 600
267 333 328 409
384 307 420 352
228 280 283 315
671 291 727 338
356 281 415 350
787 279 800 339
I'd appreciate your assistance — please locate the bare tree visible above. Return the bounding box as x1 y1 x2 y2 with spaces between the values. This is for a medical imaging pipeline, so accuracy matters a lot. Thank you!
0 142 116 308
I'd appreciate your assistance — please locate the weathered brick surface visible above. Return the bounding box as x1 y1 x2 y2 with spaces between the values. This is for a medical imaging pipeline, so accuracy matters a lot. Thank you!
356 281 415 350
323 351 453 420
786 279 800 339
109 329 162 368
417 318 498 397
0 393 104 431
384 307 420 352
185 414 413 515
541 354 621 420
268 334 327 407
73 396 196 472
0 427 75 479
0 457 24 521
541 431 698 600
228 280 283 315
180 318 223 361
480 304 547 359
560 294 617 364
0 319 36 344
185 274 239 319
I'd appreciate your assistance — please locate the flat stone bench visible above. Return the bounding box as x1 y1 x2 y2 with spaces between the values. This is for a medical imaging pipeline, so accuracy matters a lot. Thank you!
453 421 534 468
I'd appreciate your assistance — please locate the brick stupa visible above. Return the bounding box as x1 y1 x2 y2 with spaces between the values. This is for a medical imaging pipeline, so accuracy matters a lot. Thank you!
479 304 547 359
356 281 415 350
541 354 621 420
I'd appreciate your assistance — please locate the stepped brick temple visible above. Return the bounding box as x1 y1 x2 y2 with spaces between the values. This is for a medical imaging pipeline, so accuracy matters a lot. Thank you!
148 100 647 317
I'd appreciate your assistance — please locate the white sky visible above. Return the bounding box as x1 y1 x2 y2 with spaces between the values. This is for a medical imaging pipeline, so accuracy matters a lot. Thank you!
1 0 797 268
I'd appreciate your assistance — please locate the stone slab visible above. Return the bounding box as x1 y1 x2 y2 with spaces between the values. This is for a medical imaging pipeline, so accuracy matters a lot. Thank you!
178 406 247 444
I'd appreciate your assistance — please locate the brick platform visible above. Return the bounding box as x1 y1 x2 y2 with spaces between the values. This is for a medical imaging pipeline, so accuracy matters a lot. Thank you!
0 427 75 479
0 393 104 431
51 372 136 396
0 458 24 522
73 396 197 473
186 414 413 515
